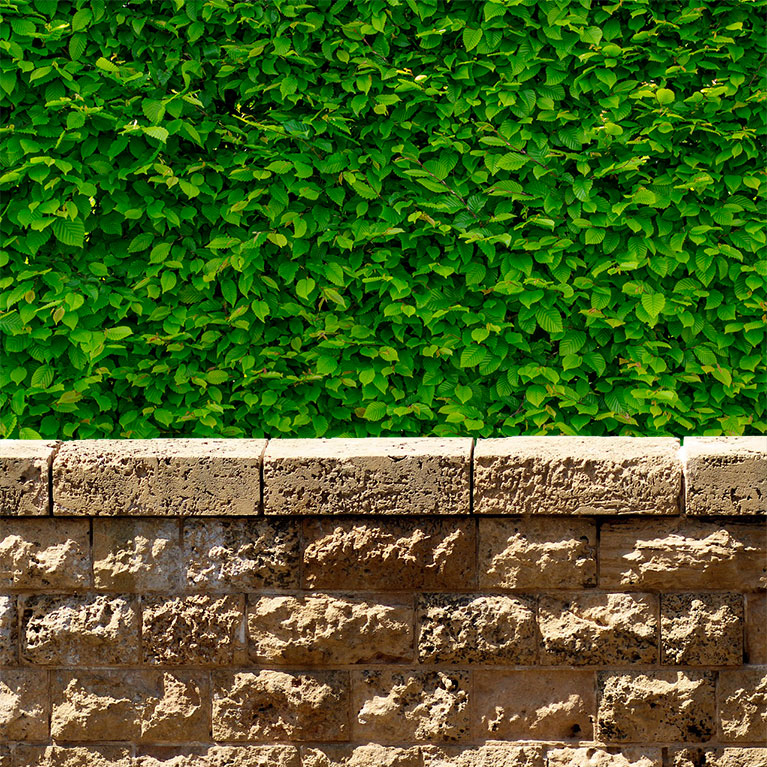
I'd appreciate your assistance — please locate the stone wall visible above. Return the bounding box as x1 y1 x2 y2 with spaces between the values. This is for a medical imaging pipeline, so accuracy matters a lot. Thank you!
0 436 764 767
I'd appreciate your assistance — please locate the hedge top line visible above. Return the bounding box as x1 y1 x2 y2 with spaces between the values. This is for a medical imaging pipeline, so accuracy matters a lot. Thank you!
2 436 764 517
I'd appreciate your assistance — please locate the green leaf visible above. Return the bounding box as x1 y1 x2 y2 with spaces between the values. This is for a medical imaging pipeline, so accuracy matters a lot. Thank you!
69 34 87 60
52 218 84 248
30 365 54 389
142 99 166 124
462 27 483 52
536 306 564 333
459 345 487 368
296 278 316 300
143 126 169 143
363 402 387 421
641 293 666 316
105 327 132 341
656 88 675 104
95 56 119 72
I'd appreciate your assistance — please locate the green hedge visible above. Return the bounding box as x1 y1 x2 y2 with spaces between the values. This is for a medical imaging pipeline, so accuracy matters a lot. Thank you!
1 0 765 439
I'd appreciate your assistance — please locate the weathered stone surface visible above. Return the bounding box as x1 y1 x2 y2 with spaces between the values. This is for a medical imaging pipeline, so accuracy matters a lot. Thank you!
51 670 209 743
136 746 300 767
474 437 681 515
143 594 245 666
719 667 767 742
597 671 716 742
600 519 767 590
212 670 349 741
353 669 470 743
748 593 767 665
0 746 9 767
302 745 422 767
0 597 16 665
669 748 767 767
684 436 767 515
421 744 544 766
303 518 476 590
0 440 57 516
249 593 413 665
661 593 743 665
264 438 472 515
13 746 132 767
546 748 661 767
0 669 48 741
0 518 90 589
478 518 596 589
21 594 139 665
417 594 536 664
539 593 657 666
93 518 182 592
183 518 299 591
474 670 594 740
53 439 265 516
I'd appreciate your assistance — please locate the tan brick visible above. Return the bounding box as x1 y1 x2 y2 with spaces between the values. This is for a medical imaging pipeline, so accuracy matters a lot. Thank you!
539 593 657 666
0 440 57 516
53 439 265 516
248 593 413 665
302 517 476 590
546 748 661 767
422 744 544 766
417 594 536 664
669 748 767 767
600 519 767 591
352 669 470 743
264 438 471 515
478 517 596 589
13 746 132 767
302 745 422 767
719 667 767 743
0 669 48 741
684 436 767 516
474 670 594 740
747 593 767 665
135 746 300 767
0 597 16 665
597 670 716 742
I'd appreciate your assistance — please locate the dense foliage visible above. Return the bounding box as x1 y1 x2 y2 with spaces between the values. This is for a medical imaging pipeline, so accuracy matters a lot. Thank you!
1 0 765 439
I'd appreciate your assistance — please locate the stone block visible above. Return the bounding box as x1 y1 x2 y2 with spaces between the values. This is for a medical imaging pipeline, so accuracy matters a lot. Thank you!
719 667 767 742
0 596 16 665
546 748 662 767
474 437 681 515
668 748 767 767
421 744 544 766
0 669 48 741
302 745 422 767
135 746 300 767
12 746 132 767
748 593 767 665
53 439 265 516
264 437 471 515
0 440 57 516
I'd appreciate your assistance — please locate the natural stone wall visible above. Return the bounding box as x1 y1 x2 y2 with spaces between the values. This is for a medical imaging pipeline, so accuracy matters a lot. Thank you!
0 436 764 766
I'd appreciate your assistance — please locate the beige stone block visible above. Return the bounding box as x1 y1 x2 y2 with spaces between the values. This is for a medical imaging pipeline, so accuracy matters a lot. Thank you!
539 593 657 666
93 519 182 592
669 748 767 767
0 597 16 665
684 436 767 515
264 437 471 515
474 437 681 515
13 746 132 767
600 519 767 591
0 440 57 516
303 517 476 590
0 669 48 741
421 743 545 766
474 670 594 740
302 745 422 767
53 439 265 516
748 593 767 665
597 670 716 742
478 517 596 589
0 519 90 589
249 593 413 665
21 594 139 665
546 748 661 767
0 746 9 767
135 746 300 767
212 670 349 741
661 593 743 665
183 518 299 591
719 667 767 743
417 594 536 664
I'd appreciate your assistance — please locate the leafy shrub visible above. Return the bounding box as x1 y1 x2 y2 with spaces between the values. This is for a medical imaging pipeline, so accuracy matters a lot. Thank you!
0 0 765 438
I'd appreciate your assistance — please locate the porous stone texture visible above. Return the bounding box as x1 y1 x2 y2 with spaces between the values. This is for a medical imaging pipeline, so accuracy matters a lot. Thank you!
747 593 767 664
539 593 657 666
718 667 767 743
597 671 716 743
53 439 265 516
302 745 422 767
669 748 767 767
684 436 767 515
600 519 767 590
13 746 133 767
212 670 349 741
422 744 545 766
661 593 744 666
264 438 472 515
248 593 413 665
474 437 681 515
0 669 48 741
417 594 537 664
0 597 16 665
136 746 300 767
352 669 470 743
0 440 57 516
478 518 596 589
474 670 594 740
546 748 662 767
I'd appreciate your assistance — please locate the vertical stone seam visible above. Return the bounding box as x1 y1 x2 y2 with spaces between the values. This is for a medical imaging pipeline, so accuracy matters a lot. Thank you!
258 438 268 516
468 437 475 516
678 440 688 515
46 439 62 516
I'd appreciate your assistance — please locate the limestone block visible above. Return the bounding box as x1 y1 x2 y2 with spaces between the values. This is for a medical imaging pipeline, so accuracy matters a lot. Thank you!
546 748 662 767
93 518 182 592
0 597 16 665
248 593 413 665
661 593 744 665
597 670 716 742
600 519 767 590
684 436 767 515
478 518 596 589
748 593 767 664
142 594 245 665
352 669 470 743
474 437 681 515
53 439 265 515
212 670 349 741
135 746 300 767
302 745 422 767
421 744 545 766
183 518 299 591
539 593 657 666
21 594 139 665
13 746 132 767
0 519 90 589
264 437 472 515
0 440 57 515
474 670 594 740
719 667 767 742
0 669 48 741
302 518 476 590
417 594 537 664
669 748 767 767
